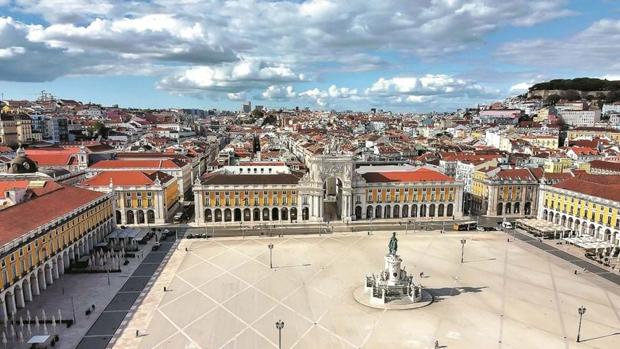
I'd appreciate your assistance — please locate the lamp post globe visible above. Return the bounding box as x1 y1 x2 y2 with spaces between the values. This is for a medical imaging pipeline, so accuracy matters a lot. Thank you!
268 244 274 269
275 320 284 349
576 306 586 342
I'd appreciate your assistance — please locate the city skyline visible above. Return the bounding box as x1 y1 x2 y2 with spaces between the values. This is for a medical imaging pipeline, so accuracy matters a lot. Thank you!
1 0 619 111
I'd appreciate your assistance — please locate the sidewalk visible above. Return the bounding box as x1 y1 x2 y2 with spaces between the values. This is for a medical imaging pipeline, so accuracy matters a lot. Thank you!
2 245 154 349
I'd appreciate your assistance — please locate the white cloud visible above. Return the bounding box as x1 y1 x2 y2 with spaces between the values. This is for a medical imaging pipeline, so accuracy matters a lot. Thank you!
497 19 620 73
227 92 246 101
366 74 492 98
0 46 26 58
261 85 296 100
157 60 305 94
26 14 236 64
509 82 533 93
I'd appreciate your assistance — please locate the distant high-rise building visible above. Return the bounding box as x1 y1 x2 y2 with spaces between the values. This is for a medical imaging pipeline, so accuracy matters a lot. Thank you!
370 108 376 114
242 102 252 113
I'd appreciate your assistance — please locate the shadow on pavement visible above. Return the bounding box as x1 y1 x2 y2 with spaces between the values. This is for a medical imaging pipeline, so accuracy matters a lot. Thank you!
427 286 487 302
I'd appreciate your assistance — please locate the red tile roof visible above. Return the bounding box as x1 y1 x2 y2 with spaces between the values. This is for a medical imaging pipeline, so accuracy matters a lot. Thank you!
25 148 79 166
0 180 30 198
90 159 184 169
81 170 174 187
362 168 454 183
589 160 620 172
553 173 620 202
0 184 106 246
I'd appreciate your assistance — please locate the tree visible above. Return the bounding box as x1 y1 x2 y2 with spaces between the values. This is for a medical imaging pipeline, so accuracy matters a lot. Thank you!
563 89 581 101
545 94 561 105
251 108 264 118
88 121 108 139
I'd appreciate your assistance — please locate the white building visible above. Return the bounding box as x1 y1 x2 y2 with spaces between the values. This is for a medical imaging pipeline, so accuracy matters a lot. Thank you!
560 110 601 126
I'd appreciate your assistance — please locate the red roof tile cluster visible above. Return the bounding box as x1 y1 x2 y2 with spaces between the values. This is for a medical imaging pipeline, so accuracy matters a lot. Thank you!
0 184 106 246
589 160 620 172
362 168 454 183
0 180 30 198
89 159 184 169
81 170 173 187
25 148 79 166
553 173 620 202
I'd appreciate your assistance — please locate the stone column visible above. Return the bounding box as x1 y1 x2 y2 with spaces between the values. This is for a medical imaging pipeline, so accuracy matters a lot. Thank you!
39 270 47 291
24 281 32 302
31 274 40 296
0 301 7 321
45 265 53 285
52 260 60 280
15 287 25 308
6 293 16 316
63 253 70 270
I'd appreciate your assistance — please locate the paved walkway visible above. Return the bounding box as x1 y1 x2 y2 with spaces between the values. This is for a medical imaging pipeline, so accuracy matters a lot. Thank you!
513 230 620 286
76 235 180 349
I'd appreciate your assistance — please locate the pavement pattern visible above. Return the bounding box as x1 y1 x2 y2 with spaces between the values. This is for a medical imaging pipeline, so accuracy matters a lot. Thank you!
115 231 620 349
76 235 178 349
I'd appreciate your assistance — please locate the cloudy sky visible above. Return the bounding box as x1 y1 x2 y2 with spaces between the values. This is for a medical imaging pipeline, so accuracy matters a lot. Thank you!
0 0 618 111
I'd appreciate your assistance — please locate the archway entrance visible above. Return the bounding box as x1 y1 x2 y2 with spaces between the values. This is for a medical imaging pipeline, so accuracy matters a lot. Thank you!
323 176 343 221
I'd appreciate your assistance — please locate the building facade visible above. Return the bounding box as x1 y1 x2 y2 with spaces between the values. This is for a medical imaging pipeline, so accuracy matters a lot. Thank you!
0 113 18 146
539 174 620 246
470 167 540 217
194 155 464 225
79 170 179 226
0 181 114 320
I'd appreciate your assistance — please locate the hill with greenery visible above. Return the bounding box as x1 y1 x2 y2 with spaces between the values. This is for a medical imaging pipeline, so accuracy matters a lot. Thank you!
530 78 620 92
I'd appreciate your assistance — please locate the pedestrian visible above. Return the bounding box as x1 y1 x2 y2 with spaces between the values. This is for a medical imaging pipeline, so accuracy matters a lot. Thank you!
435 339 439 349
136 330 139 337
574 270 577 275
419 272 424 278
163 286 167 292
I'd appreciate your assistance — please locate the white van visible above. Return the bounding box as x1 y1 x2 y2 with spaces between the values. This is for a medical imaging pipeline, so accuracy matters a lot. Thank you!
501 221 513 229
173 212 184 223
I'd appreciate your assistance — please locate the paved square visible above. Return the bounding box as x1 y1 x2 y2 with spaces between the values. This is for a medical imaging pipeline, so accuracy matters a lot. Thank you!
123 231 620 349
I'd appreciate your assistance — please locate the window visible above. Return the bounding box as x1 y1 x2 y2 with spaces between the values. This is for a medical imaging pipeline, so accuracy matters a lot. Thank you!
147 199 153 207
147 192 152 197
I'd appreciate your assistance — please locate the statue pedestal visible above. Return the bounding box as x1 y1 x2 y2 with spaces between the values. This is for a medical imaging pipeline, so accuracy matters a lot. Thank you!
384 254 403 286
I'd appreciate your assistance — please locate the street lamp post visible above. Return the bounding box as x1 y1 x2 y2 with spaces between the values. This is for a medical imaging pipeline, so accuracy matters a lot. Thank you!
268 244 274 269
576 306 586 342
460 239 466 263
275 320 284 349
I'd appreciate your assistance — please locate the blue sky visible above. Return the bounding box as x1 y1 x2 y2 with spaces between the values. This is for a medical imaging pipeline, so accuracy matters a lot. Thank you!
1 0 619 111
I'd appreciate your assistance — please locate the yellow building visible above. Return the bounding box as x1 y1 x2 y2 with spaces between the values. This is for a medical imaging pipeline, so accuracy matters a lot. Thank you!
0 113 18 146
15 114 33 144
194 169 303 223
79 170 179 225
539 174 620 246
567 127 620 142
470 167 541 217
0 180 114 320
522 135 559 149
194 164 464 224
543 158 573 173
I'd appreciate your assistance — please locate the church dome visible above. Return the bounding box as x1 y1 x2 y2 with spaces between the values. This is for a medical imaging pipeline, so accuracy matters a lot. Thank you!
8 146 38 174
